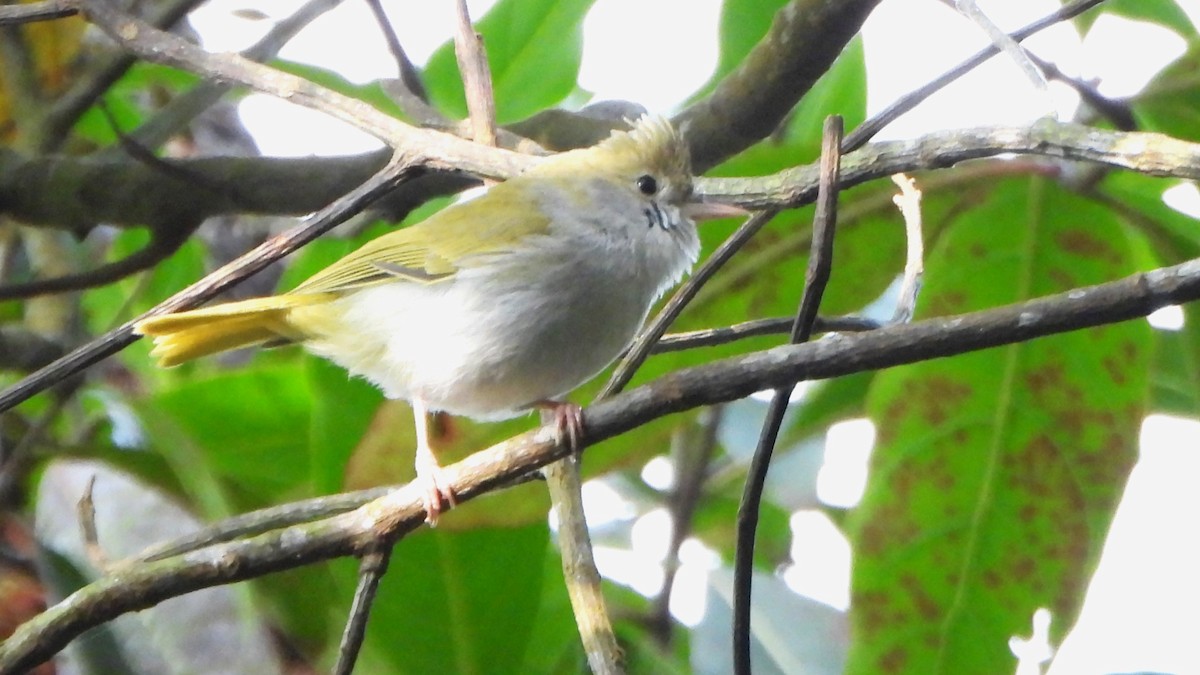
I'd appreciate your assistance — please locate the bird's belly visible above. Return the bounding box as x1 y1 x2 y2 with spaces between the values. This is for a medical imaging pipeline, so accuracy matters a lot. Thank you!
307 268 653 419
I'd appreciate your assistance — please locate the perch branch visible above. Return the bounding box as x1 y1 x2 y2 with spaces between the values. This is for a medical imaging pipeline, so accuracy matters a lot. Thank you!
4 251 1200 672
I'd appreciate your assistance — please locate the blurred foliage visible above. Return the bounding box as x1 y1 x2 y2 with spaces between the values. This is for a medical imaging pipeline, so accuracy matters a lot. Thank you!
0 1 1198 674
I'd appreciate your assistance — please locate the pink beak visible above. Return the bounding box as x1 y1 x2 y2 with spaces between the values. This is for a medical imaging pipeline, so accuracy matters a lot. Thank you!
683 201 749 221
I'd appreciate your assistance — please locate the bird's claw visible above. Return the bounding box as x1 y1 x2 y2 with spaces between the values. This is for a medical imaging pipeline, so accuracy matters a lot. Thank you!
417 458 457 526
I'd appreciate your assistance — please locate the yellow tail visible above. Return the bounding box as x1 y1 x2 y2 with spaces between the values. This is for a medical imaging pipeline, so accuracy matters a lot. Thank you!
134 294 335 367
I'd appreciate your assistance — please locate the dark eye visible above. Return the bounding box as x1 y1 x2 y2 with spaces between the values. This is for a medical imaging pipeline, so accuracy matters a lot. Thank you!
636 175 658 195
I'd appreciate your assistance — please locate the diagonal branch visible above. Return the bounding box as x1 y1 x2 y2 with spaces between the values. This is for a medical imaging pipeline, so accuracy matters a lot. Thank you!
676 0 883 171
3 252 1200 673
0 1 77 26
0 158 420 413
72 0 532 178
842 0 1107 151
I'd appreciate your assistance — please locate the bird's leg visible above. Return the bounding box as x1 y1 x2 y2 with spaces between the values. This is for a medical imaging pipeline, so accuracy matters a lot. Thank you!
412 398 457 525
534 400 584 452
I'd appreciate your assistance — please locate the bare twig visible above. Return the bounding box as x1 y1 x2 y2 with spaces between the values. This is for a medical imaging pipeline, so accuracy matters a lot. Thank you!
699 120 1200 209
1032 55 1135 131
652 315 881 353
334 547 392 675
4 250 1200 672
0 159 421 414
42 0 207 150
599 209 780 399
76 476 109 571
0 225 193 300
0 1 77 26
135 487 393 562
453 0 497 147
842 0 1107 152
105 0 348 155
544 456 624 674
649 406 724 644
72 0 532 177
890 174 924 323
733 116 843 675
953 0 1048 95
363 0 427 102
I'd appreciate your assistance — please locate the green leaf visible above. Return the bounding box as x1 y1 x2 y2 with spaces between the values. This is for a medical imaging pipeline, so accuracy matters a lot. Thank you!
1102 172 1200 253
423 0 597 123
708 0 795 89
1134 42 1200 140
695 492 791 568
1149 306 1200 416
846 178 1152 674
271 60 404 120
1075 0 1195 36
135 364 315 514
782 372 874 448
341 524 553 674
72 62 201 145
306 356 384 494
710 38 867 177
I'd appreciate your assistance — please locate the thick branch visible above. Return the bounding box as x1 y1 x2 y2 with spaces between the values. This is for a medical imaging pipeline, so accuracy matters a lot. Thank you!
6 121 1195 233
698 120 1200 207
677 0 883 171
3 254 1199 672
0 149 391 232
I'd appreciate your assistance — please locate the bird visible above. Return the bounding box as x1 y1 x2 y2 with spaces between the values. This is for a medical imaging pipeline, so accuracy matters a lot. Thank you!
134 115 740 523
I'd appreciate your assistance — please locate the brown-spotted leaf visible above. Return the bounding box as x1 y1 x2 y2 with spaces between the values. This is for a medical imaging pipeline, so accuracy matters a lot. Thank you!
846 178 1154 674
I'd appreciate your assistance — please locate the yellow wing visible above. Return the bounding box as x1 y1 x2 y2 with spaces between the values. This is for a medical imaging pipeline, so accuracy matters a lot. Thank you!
291 181 551 295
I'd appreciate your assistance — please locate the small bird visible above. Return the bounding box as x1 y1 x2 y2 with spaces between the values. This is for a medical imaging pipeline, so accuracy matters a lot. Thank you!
135 116 739 522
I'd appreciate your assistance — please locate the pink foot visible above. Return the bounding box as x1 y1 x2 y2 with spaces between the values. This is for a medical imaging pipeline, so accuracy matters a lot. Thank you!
416 457 457 526
535 400 584 452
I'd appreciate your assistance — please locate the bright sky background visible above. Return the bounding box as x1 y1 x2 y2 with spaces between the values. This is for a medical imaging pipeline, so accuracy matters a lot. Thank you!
188 2 1200 673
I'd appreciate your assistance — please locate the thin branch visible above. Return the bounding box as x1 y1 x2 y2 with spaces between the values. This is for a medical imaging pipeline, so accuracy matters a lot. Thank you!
363 0 428 102
453 0 497 147
334 547 392 675
3 118 1199 413
0 224 194 300
0 159 421 414
652 315 880 353
1 96 206 299
76 475 109 571
698 120 1200 209
954 0 1048 95
4 251 1200 672
105 0 348 155
649 405 724 644
134 487 393 562
544 456 624 675
733 116 843 675
890 173 924 323
1031 53 1136 131
9 120 1200 237
0 1 77 26
72 0 533 178
599 209 780 399
42 0 207 150
841 0 1108 152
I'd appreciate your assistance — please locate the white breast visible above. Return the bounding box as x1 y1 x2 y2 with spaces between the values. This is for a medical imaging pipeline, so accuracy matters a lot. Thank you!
302 196 698 419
